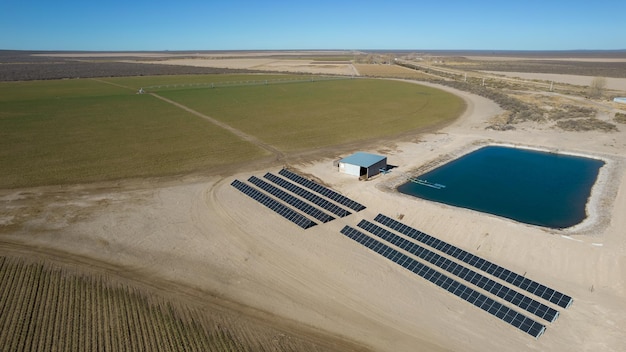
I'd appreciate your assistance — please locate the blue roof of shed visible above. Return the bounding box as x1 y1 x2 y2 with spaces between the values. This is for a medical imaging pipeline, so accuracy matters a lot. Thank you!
340 152 386 167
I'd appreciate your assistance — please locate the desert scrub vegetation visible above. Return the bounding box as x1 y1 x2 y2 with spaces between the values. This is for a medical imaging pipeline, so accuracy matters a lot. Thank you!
555 118 617 132
615 112 626 123
434 80 544 124
0 255 341 352
548 105 597 120
442 59 626 78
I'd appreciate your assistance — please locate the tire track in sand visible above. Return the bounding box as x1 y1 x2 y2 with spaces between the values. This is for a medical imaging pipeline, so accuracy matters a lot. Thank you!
149 93 284 160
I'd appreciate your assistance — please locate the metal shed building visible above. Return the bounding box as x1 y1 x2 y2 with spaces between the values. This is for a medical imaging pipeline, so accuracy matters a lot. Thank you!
338 152 387 179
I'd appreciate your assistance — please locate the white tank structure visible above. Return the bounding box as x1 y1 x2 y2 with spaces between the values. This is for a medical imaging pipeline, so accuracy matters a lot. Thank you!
613 97 626 104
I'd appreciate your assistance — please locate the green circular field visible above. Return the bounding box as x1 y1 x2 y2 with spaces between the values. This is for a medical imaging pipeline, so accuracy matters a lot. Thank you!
0 75 464 188
161 77 465 151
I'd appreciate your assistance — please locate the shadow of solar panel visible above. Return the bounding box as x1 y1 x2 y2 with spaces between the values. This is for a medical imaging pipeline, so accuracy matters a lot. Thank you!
231 180 316 229
248 176 335 223
357 220 559 323
373 214 573 309
263 173 351 217
339 225 546 339
278 169 366 211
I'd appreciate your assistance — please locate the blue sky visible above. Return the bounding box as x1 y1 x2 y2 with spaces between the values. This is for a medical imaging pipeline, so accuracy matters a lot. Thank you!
1 0 625 51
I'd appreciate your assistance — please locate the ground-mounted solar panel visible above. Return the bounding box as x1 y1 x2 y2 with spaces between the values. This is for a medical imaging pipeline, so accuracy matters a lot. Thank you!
230 180 316 229
248 176 335 223
339 225 546 339
278 169 366 211
374 214 573 309
357 220 559 323
263 173 351 218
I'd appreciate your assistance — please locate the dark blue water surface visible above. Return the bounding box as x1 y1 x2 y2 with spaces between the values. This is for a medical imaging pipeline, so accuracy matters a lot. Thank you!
398 146 604 228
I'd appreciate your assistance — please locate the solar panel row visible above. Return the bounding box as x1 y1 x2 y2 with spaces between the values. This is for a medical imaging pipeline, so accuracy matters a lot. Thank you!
230 180 316 229
357 220 559 323
248 176 335 223
340 225 546 339
278 169 366 211
374 214 573 309
264 173 352 218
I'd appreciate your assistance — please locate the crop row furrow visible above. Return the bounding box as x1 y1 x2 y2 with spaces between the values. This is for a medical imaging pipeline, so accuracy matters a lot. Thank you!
151 299 171 351
214 319 236 351
79 277 89 351
51 272 67 351
90 277 100 351
9 260 34 352
107 288 126 351
65 273 77 352
131 290 146 351
124 288 139 350
27 263 46 352
0 257 15 344
169 304 189 351
135 289 158 351
83 276 93 351
160 302 178 351
0 256 334 352
100 277 112 352
0 258 22 347
18 261 40 352
24 263 47 352
185 310 207 351
41 268 61 352
60 272 74 352
123 285 141 351
236 315 265 351
54 272 67 352
74 276 83 351
4 260 24 351
193 310 213 352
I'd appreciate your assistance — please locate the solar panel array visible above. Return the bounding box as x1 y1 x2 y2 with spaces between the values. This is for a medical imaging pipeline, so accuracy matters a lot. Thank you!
264 173 351 218
248 176 335 223
230 180 316 229
340 225 546 338
374 214 573 309
279 169 366 211
357 220 559 323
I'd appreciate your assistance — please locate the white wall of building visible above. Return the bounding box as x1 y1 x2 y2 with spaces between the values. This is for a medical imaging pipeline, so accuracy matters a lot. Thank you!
339 162 361 177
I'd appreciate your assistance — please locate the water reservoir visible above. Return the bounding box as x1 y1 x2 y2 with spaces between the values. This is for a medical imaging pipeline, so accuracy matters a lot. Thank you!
398 146 604 228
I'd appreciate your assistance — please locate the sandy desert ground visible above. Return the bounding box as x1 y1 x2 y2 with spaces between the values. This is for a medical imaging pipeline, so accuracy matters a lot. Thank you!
481 71 626 92
134 57 359 75
2 69 626 351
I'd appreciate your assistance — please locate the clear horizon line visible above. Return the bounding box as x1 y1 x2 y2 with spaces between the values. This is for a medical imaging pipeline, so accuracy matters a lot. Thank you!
2 48 626 53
